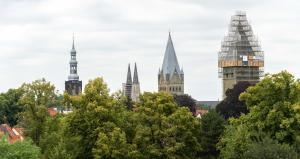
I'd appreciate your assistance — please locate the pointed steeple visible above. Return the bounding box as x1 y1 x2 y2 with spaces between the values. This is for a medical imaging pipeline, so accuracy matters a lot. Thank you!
68 35 79 81
65 34 82 96
133 63 139 84
126 64 132 84
72 33 75 50
161 32 182 76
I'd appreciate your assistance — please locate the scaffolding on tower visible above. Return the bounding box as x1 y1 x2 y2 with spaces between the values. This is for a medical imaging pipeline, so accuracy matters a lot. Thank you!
218 11 264 79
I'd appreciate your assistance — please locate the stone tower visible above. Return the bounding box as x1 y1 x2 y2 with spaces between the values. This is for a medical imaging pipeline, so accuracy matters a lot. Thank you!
218 11 264 98
65 36 82 96
131 63 140 102
123 64 132 98
158 32 184 95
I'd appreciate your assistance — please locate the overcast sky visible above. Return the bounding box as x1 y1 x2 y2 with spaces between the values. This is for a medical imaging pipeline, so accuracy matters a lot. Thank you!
0 0 299 100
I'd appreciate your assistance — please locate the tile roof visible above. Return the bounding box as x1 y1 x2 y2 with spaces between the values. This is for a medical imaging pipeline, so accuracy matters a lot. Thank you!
0 124 23 144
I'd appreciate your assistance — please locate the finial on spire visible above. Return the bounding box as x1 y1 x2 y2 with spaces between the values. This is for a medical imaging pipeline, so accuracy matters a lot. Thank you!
72 33 75 49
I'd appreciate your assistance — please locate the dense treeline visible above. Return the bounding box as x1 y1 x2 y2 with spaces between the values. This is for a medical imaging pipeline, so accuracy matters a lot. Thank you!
1 71 300 158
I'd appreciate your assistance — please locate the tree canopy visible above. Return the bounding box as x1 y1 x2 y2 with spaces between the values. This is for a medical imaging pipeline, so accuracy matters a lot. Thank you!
19 79 57 146
173 94 197 115
0 88 24 126
3 71 300 158
57 78 203 159
0 137 41 159
218 71 300 158
199 110 226 158
216 81 252 119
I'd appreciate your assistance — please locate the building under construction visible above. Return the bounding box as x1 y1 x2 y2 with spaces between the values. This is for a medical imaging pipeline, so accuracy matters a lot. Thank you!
218 11 264 98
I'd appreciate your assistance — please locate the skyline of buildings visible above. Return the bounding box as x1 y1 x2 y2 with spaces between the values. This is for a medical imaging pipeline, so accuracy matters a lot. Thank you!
2 1 297 100
65 12 264 100
64 11 265 100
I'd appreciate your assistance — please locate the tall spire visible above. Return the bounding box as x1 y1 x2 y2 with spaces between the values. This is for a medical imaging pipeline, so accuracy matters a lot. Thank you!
126 64 132 84
161 32 182 76
158 32 184 95
133 63 139 84
68 35 79 81
65 34 82 96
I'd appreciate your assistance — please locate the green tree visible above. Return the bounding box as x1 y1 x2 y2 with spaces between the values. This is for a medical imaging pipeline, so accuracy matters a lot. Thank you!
243 136 298 159
0 88 24 126
60 78 203 159
133 92 202 158
39 114 70 159
62 77 129 158
199 110 226 158
218 71 300 158
93 127 137 159
19 79 57 146
0 137 41 159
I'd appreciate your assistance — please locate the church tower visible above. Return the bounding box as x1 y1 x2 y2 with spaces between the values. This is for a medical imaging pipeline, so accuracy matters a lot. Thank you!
218 11 264 98
65 36 82 96
123 64 132 98
158 32 184 95
131 63 140 102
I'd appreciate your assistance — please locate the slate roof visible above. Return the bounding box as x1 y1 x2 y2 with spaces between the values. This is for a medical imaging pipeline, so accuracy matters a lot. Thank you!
161 33 183 76
197 101 220 108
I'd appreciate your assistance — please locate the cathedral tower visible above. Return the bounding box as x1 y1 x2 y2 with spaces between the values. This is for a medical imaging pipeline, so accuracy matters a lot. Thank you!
131 63 140 102
158 32 184 95
218 11 264 98
65 36 82 96
123 64 132 98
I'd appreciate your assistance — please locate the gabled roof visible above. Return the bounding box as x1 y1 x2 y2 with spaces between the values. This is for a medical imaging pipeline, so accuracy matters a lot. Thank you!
161 32 183 76
0 124 23 144
133 63 139 84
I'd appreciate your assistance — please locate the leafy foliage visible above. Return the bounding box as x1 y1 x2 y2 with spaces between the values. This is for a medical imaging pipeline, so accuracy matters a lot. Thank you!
58 78 202 159
0 137 41 159
0 88 24 126
62 77 125 158
243 136 298 159
173 94 197 115
133 92 201 158
199 110 226 158
216 81 252 119
218 71 300 158
19 79 57 146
